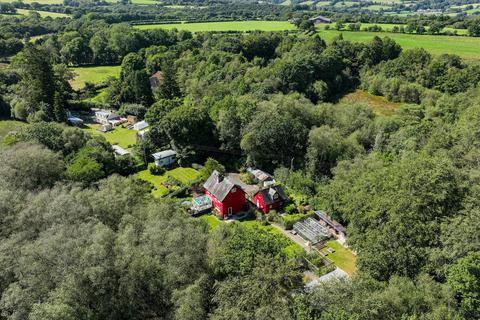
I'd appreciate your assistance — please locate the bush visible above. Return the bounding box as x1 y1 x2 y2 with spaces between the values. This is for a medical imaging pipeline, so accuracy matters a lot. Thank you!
148 163 165 175
240 172 256 185
267 210 280 223
285 203 298 215
280 212 314 230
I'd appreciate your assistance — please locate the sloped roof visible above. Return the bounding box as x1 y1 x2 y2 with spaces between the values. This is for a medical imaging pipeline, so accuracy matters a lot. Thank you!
152 149 176 159
133 120 149 131
257 185 287 206
204 170 242 201
150 71 162 80
315 211 347 234
309 15 331 22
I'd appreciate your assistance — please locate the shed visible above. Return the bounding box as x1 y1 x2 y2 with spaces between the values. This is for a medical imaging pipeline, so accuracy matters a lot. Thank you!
152 149 177 167
112 145 130 156
133 120 149 131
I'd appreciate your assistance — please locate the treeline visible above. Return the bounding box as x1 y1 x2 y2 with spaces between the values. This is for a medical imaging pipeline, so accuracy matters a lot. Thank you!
361 48 480 103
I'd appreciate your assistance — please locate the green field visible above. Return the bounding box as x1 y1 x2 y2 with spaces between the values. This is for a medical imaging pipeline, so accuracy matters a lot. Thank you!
137 167 200 197
318 30 480 62
69 65 121 90
134 20 296 32
0 120 26 146
85 124 137 149
15 8 70 18
324 240 357 275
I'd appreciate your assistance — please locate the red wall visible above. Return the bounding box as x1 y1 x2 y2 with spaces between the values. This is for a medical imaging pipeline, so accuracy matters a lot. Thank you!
206 188 245 218
254 193 282 214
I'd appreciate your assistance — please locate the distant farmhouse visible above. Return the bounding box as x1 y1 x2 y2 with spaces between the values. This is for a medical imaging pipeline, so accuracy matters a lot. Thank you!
95 110 125 130
152 149 177 167
204 170 246 218
309 15 331 24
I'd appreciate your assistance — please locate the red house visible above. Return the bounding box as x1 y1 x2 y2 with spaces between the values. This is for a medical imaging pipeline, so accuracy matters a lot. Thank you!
204 170 246 218
254 185 287 214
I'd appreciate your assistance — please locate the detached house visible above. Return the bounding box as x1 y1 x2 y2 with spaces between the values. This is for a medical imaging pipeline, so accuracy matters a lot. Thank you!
254 185 287 214
204 170 246 218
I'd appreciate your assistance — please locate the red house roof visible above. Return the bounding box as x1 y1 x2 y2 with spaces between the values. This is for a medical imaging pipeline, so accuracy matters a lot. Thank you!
255 185 287 205
203 170 244 201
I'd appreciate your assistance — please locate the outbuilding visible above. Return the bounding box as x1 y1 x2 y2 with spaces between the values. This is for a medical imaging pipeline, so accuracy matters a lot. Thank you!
152 149 177 167
309 15 331 24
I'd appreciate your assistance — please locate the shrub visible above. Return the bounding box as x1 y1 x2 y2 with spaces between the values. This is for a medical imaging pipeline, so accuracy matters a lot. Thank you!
285 203 298 215
240 172 256 185
148 163 165 175
280 212 314 230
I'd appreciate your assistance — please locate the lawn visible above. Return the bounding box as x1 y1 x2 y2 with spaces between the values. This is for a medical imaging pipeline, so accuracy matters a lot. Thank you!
0 120 26 145
85 124 137 149
137 167 200 197
323 240 357 275
15 9 70 18
69 65 121 90
318 30 480 62
134 21 296 32
340 90 402 117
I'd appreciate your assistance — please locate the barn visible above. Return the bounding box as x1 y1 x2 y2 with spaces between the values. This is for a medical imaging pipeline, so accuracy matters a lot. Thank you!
204 170 246 218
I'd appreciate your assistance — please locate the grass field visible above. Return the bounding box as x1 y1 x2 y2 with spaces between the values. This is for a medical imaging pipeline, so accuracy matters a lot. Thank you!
69 65 121 90
318 30 480 62
134 21 296 32
15 9 70 18
137 167 200 197
0 120 26 146
324 240 357 275
85 124 137 149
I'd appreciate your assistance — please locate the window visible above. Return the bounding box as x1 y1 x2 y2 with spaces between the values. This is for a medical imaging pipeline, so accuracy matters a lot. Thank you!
231 187 236 193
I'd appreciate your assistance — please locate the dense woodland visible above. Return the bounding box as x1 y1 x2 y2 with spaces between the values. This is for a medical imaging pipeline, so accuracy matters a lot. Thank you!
0 3 480 320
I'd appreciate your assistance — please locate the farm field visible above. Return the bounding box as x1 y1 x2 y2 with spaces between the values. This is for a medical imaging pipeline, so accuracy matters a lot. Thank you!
69 65 120 90
318 30 480 62
137 167 200 197
324 240 357 275
15 8 70 18
0 120 26 146
85 124 137 149
134 20 296 32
